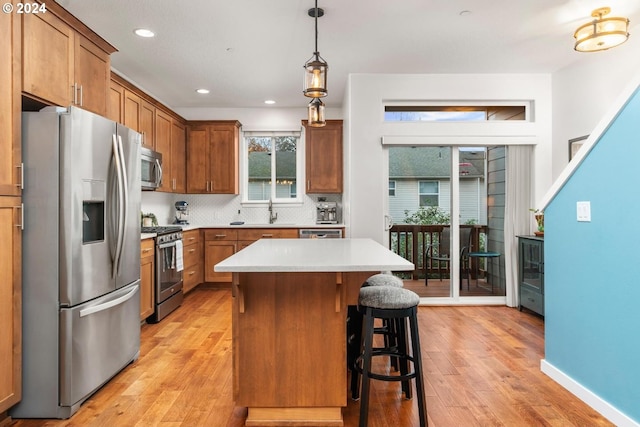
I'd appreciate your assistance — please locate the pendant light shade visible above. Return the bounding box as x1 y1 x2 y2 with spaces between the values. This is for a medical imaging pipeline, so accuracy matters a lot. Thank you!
574 7 630 52
304 55 328 98
303 2 328 98
307 98 326 127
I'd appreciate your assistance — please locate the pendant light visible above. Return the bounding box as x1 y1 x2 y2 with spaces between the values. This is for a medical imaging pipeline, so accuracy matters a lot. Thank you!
574 7 630 52
307 98 326 127
303 1 328 98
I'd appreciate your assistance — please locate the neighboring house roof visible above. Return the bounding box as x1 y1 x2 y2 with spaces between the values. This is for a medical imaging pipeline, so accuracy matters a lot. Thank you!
248 151 296 180
388 147 485 179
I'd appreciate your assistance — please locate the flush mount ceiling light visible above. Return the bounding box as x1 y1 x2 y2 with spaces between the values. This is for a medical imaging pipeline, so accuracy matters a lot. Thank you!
303 0 328 98
307 98 326 127
134 28 155 38
574 7 630 52
196 88 210 94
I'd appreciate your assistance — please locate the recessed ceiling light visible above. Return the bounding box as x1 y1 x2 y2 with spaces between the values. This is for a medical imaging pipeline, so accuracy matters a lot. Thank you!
264 100 276 105
196 89 210 94
134 28 155 38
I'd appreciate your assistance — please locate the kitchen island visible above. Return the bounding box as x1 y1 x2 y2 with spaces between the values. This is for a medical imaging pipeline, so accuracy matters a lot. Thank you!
215 238 414 426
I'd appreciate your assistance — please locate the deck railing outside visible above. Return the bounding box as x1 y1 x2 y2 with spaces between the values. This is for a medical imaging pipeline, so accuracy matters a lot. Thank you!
389 224 486 280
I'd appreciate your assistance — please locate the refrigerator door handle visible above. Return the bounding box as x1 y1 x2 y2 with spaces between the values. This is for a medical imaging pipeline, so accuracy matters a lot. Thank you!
111 134 124 279
116 135 129 276
78 284 138 317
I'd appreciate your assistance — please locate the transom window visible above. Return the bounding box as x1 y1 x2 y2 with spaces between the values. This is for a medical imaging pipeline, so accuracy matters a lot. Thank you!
419 181 439 207
384 105 526 122
244 131 301 202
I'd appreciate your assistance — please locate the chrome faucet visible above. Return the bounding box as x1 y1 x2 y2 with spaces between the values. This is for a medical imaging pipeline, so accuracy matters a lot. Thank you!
268 198 278 224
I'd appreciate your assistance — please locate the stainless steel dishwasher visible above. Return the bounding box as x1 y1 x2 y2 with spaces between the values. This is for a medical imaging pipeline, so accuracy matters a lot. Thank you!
299 228 343 239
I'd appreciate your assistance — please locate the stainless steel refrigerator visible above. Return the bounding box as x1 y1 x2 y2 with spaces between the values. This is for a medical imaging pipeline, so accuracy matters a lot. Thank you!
11 106 142 419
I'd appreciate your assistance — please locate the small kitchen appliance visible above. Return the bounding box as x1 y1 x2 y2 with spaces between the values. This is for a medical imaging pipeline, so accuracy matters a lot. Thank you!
174 201 189 224
316 201 338 224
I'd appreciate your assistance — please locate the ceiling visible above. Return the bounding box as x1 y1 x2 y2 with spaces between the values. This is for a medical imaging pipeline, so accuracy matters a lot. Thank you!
55 0 640 110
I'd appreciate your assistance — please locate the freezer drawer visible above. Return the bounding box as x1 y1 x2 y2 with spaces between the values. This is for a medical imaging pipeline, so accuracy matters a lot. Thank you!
59 281 141 410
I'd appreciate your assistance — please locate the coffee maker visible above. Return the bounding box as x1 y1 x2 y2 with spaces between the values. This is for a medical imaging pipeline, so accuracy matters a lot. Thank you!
316 201 338 224
174 201 189 225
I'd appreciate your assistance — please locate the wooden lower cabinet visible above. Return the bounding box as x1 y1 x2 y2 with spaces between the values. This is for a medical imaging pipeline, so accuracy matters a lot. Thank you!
204 229 238 283
140 238 155 321
182 230 203 293
0 197 22 412
204 228 299 284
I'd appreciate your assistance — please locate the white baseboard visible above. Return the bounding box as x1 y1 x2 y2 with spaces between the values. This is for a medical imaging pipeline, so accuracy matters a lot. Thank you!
540 359 638 427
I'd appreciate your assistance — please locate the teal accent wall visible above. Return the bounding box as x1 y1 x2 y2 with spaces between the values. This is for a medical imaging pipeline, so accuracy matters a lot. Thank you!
545 87 640 422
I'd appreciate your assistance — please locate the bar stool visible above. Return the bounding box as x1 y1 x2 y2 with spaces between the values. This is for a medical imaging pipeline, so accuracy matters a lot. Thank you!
349 273 404 398
353 286 428 427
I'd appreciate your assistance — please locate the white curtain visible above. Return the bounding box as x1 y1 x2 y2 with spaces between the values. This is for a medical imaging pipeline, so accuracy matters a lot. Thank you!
504 145 533 307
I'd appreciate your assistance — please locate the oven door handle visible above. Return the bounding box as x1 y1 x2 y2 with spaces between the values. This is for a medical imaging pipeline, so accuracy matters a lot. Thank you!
157 241 178 250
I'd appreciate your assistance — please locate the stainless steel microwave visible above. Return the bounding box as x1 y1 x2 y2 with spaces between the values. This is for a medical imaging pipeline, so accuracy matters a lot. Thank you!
141 147 162 190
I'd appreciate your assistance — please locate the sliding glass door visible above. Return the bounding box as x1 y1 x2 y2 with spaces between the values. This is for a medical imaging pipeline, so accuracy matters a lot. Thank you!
387 145 505 300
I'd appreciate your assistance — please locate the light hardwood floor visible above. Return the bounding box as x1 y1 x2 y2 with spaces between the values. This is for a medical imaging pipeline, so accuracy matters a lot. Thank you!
9 288 612 427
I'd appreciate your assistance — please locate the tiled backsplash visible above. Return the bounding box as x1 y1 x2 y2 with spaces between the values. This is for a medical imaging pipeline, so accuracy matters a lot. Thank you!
141 192 342 226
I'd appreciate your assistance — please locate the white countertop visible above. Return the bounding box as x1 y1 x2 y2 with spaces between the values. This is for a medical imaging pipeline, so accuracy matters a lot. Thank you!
214 238 414 273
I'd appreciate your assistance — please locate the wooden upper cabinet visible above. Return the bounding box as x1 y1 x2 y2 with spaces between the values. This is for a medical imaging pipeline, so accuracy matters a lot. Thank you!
21 3 115 116
187 121 240 194
303 119 343 194
0 5 21 196
140 99 155 150
22 10 74 109
155 109 172 193
186 126 209 193
123 89 141 131
107 79 124 124
171 119 186 193
209 122 240 194
112 75 155 149
74 34 110 116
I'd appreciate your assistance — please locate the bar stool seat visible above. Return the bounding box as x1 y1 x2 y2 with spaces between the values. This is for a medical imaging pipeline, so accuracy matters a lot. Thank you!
364 273 404 288
353 286 428 427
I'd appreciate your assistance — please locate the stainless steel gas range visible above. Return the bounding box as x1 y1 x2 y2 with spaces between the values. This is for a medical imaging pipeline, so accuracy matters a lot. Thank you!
142 226 184 323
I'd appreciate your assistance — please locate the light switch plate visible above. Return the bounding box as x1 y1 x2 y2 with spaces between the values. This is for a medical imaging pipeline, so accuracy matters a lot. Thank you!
577 201 591 222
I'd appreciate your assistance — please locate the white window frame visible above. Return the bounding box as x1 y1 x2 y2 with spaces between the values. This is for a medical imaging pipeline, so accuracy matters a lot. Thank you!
241 130 303 205
418 180 439 207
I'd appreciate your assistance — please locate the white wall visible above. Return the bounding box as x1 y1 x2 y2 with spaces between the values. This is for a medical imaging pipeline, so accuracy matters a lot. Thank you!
344 74 553 244
552 33 640 180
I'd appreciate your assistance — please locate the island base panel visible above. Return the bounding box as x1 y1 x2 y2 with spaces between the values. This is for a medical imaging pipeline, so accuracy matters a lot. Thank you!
246 407 343 426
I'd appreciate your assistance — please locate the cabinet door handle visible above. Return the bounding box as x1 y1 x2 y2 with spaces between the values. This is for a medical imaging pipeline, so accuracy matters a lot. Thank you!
215 234 227 238
142 248 152 253
71 83 77 105
17 163 24 190
188 248 196 253
307 180 310 190
262 234 273 238
78 84 83 106
16 204 24 230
